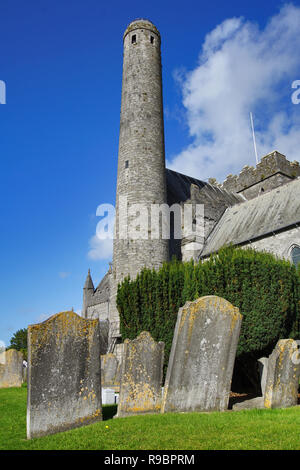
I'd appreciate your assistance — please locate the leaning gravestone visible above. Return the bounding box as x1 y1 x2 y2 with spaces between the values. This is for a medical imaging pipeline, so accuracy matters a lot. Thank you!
161 296 242 413
0 349 23 388
27 311 102 439
264 339 300 409
101 353 121 391
258 357 268 396
116 331 164 417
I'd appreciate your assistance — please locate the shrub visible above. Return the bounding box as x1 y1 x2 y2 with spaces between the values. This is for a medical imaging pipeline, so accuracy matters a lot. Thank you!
117 246 300 383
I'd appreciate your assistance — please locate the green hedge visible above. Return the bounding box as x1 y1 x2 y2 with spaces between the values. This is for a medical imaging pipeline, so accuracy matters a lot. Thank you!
117 247 300 377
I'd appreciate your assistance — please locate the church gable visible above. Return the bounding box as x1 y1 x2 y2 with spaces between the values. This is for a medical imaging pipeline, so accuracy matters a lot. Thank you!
201 176 300 257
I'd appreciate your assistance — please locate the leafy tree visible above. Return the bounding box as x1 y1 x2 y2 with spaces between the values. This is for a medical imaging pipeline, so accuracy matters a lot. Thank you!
8 328 27 359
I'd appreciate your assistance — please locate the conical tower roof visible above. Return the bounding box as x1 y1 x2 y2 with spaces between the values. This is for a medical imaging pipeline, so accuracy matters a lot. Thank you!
84 269 94 290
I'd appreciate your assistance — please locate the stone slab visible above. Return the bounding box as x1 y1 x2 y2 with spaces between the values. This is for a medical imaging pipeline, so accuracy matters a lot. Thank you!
232 397 265 411
258 357 268 396
0 349 23 388
101 353 121 391
264 339 300 409
116 331 164 417
27 311 102 439
161 296 242 413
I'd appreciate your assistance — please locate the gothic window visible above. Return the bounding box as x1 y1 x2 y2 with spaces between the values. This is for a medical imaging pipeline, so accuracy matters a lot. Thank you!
132 34 136 44
291 245 300 267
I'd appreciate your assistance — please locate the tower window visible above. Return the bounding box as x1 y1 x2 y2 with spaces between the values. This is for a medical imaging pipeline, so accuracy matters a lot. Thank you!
150 35 154 44
132 35 136 44
291 245 300 267
125 160 129 168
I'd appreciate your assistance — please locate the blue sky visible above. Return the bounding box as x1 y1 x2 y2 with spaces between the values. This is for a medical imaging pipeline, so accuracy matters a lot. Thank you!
1 0 299 346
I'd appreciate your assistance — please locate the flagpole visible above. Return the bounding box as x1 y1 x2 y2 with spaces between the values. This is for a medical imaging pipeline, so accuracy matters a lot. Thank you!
250 112 259 165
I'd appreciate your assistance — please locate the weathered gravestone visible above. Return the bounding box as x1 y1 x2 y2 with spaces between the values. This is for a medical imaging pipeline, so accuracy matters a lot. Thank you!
101 353 121 391
258 357 268 396
161 296 242 413
0 349 23 388
27 311 102 439
116 331 164 417
264 339 300 409
233 342 300 411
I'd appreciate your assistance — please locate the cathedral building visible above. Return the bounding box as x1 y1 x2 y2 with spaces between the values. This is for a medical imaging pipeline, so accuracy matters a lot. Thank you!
82 19 300 357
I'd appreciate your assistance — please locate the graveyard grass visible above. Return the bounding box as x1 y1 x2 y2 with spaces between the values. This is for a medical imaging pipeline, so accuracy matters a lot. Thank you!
1 385 300 450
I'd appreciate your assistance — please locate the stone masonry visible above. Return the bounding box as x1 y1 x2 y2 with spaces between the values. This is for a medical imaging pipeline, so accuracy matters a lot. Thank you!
220 151 300 199
109 19 169 347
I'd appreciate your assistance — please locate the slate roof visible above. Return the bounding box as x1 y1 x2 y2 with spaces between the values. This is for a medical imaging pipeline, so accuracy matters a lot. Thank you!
166 168 241 206
84 269 94 290
201 177 300 257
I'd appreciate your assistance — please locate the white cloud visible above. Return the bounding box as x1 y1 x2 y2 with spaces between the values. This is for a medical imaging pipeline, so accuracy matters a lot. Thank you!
167 4 300 182
87 234 113 261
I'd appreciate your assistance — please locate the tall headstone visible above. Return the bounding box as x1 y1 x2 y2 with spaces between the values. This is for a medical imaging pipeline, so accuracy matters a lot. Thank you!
161 296 242 413
27 311 102 439
264 339 300 409
116 331 164 417
0 349 23 388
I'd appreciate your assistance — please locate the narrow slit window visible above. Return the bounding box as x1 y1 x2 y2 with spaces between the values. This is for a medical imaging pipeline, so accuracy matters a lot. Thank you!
150 35 154 44
132 35 136 44
125 160 129 168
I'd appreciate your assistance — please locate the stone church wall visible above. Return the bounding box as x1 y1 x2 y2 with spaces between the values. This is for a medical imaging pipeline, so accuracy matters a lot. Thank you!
86 302 109 322
242 225 300 262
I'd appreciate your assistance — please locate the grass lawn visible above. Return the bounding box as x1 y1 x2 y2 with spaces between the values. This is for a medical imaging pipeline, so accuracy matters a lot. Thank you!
0 384 299 450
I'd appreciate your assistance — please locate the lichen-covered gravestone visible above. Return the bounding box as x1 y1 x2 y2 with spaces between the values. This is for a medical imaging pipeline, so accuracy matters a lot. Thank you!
264 339 300 409
116 331 164 417
258 357 268 396
0 349 23 388
161 296 242 413
27 311 102 439
101 353 121 391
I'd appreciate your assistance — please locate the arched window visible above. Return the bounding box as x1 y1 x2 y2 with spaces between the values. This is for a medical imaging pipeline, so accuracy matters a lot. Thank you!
291 245 300 267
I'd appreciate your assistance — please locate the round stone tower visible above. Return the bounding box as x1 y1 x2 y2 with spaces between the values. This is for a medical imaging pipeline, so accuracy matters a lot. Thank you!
109 19 169 342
